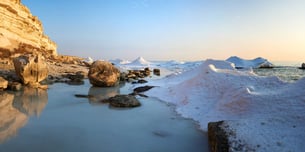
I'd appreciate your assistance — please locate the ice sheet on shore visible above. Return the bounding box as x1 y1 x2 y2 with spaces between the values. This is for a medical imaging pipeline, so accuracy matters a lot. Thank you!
226 56 274 68
136 59 305 151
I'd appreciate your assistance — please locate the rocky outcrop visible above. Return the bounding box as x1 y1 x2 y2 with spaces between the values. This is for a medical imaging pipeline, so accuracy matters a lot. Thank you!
13 54 48 85
0 0 57 59
88 61 120 87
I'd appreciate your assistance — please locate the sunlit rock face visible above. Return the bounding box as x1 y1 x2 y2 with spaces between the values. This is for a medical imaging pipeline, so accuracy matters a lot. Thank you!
13 54 48 85
88 61 121 87
0 0 57 59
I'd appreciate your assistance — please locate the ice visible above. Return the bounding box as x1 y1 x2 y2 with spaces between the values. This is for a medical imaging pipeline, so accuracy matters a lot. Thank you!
226 56 274 69
129 59 305 151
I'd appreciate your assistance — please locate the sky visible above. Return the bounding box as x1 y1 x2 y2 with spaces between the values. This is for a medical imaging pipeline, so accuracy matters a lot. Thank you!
22 0 305 61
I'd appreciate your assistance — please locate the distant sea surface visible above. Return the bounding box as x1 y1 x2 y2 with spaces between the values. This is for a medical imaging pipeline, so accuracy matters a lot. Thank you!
253 61 305 82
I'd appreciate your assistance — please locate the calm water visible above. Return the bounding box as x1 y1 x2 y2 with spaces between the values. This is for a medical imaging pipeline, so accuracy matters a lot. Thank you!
253 66 305 82
0 80 209 152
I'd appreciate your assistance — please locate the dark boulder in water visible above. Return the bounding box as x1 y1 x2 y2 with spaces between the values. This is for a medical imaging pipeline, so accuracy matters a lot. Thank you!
133 85 155 93
102 95 141 108
299 63 305 69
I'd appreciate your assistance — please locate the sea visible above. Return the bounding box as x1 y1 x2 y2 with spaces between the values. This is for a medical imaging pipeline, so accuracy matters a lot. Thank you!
0 60 304 152
0 80 209 152
253 61 305 82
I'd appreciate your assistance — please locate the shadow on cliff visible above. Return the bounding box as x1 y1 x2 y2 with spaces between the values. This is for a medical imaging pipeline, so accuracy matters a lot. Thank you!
0 87 48 143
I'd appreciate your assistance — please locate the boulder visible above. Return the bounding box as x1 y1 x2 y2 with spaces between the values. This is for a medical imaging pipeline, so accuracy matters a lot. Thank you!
301 63 305 69
88 61 120 87
0 76 8 90
102 95 141 108
13 54 48 85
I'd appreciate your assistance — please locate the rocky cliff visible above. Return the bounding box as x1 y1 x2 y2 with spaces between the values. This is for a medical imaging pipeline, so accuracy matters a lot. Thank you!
0 0 57 59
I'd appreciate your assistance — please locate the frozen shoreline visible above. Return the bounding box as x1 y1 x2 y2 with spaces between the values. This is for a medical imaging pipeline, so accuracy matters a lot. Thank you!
121 58 305 151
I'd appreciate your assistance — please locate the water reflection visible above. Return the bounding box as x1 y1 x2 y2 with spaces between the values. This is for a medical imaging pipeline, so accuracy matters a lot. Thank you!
0 87 48 143
88 82 125 104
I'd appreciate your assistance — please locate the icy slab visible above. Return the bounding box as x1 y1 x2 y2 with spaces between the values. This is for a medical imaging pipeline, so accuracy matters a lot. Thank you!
142 59 305 151
226 56 274 69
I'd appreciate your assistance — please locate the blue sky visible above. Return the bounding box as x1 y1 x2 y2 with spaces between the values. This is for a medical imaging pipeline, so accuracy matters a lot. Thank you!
22 0 305 61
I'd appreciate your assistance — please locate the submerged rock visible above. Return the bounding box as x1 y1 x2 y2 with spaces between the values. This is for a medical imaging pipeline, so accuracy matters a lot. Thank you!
88 61 120 87
102 95 141 108
74 94 94 98
133 85 155 93
13 54 48 86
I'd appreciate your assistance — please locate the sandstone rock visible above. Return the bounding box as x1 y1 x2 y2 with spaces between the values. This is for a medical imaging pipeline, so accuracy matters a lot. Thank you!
52 55 84 64
0 0 57 59
102 95 141 108
0 76 8 89
88 61 120 87
13 54 48 85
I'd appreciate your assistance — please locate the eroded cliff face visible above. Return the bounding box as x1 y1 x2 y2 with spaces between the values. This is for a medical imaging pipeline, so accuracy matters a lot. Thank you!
0 0 57 59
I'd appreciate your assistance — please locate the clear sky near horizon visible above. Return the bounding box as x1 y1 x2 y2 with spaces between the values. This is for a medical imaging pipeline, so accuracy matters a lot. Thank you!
22 0 305 61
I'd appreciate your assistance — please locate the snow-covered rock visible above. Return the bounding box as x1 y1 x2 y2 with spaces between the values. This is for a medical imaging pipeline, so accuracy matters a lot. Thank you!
141 59 305 151
127 57 151 66
84 57 94 64
226 56 274 69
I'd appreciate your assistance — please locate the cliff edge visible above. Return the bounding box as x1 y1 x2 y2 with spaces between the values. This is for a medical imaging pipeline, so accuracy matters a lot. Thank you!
0 0 57 59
